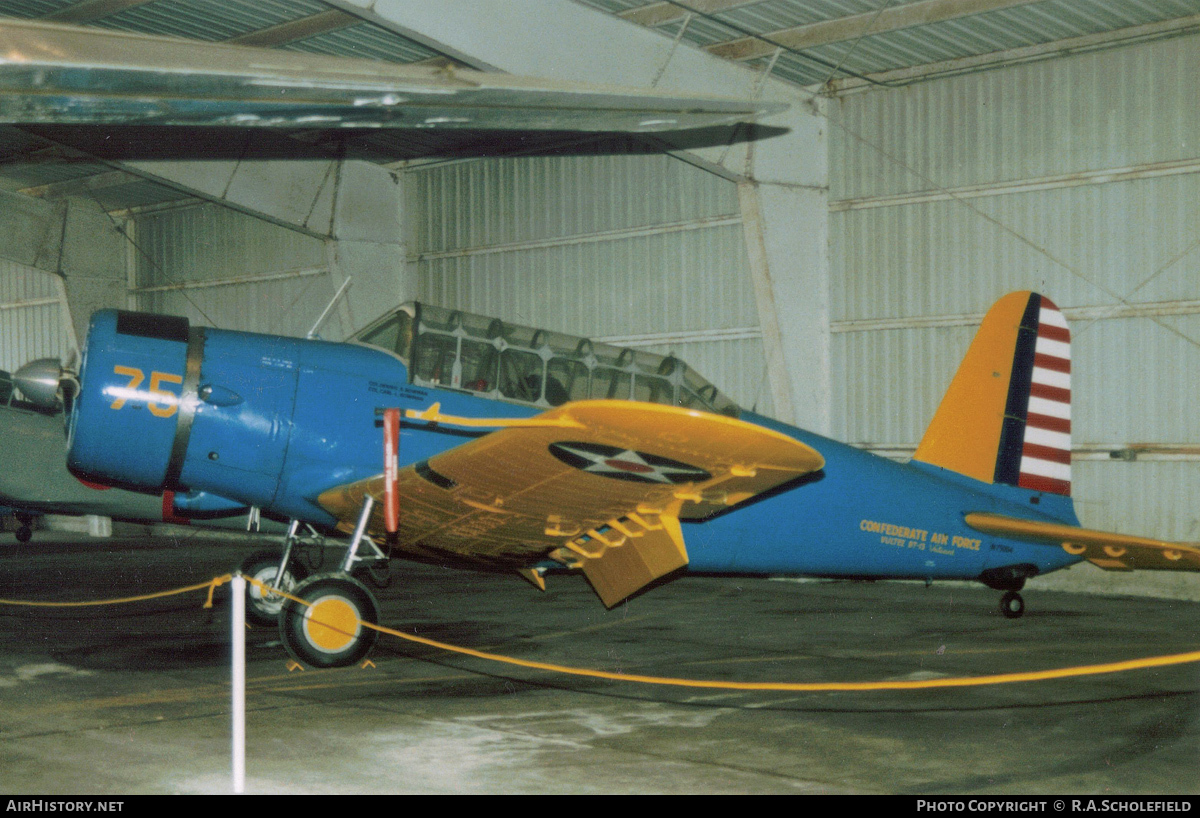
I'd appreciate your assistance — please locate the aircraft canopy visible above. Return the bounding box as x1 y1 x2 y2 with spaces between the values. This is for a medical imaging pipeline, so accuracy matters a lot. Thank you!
353 303 741 417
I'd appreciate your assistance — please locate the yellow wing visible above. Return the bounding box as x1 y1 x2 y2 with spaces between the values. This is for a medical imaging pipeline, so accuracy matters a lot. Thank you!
966 512 1200 572
317 400 823 606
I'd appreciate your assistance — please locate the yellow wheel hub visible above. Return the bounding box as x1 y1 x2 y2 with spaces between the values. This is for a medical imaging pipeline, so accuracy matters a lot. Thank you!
303 596 361 653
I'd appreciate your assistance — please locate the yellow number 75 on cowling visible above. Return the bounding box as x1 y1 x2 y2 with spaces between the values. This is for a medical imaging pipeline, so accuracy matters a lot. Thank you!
110 365 183 418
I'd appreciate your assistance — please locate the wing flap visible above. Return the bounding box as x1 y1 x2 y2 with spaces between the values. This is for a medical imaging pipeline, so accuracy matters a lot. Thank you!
553 507 688 608
965 512 1200 572
318 400 823 603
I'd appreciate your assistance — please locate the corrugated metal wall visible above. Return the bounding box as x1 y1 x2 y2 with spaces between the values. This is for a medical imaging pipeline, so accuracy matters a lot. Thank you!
0 259 74 374
129 202 342 339
406 149 772 414
829 34 1200 552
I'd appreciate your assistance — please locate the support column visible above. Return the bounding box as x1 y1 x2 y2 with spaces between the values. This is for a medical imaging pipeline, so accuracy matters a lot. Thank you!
735 95 831 432
738 179 831 432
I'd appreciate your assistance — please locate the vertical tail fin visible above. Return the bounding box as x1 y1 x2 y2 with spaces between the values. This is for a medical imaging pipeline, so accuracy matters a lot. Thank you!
913 291 1072 495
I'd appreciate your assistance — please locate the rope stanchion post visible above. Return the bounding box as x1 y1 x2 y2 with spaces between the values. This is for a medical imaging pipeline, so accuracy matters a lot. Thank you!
231 573 245 795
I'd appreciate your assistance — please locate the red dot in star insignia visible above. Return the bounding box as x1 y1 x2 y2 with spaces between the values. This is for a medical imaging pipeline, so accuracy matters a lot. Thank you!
603 458 654 474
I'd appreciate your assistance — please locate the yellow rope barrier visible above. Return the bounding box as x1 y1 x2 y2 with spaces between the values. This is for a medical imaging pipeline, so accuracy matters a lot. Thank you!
362 616 1200 692
0 574 233 609
246 577 1200 693
3 573 1198 693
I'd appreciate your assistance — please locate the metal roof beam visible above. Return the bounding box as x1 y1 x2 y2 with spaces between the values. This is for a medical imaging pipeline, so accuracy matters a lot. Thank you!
18 169 142 200
619 0 762 28
226 10 361 48
704 0 1042 62
307 2 810 187
320 0 766 92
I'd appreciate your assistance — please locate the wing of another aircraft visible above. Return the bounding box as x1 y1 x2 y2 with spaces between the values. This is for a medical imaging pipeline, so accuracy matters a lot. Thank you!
317 400 824 606
0 19 784 133
966 512 1200 572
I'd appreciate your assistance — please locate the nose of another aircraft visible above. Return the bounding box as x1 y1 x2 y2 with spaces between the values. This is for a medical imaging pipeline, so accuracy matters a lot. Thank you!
13 357 66 412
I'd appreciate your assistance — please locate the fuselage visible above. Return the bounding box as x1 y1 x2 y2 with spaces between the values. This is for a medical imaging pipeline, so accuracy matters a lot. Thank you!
66 309 1083 584
0 402 170 519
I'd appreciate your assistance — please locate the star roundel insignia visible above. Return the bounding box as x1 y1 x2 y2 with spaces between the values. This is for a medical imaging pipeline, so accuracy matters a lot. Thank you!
548 441 711 485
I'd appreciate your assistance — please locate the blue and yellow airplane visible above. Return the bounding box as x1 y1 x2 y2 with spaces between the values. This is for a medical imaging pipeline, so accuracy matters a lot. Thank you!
61 292 1200 667
0 360 288 538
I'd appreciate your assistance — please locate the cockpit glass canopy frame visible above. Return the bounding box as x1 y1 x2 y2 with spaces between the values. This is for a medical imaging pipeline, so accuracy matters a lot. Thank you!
353 302 741 417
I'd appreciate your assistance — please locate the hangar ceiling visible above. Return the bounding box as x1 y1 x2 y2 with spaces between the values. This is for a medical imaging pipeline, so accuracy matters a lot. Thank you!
581 0 1200 92
1 0 1198 215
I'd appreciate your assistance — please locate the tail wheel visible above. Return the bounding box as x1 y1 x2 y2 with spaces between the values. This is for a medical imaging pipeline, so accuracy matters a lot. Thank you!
279 573 380 668
239 549 308 626
15 514 33 543
1000 590 1025 619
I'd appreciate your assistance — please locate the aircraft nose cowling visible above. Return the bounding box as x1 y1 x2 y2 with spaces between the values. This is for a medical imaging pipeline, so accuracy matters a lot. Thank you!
68 310 191 490
68 310 299 507
173 326 299 506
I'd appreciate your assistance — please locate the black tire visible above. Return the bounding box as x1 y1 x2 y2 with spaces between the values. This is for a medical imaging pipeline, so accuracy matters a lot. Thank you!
14 526 31 544
1000 590 1025 619
279 573 380 668
239 549 309 626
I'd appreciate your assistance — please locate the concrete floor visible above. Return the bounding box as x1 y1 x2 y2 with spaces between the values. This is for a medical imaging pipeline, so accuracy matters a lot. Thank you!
0 530 1198 795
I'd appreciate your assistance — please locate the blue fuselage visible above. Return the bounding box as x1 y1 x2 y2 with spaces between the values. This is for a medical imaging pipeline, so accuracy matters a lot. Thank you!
67 311 1083 584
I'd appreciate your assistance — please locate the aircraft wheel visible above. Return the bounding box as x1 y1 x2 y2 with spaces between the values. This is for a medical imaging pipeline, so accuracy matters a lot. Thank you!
1000 590 1025 619
279 573 380 668
240 550 309 626
14 526 31 544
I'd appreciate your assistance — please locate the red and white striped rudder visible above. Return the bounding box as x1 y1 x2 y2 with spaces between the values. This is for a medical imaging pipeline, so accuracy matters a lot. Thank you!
1016 297 1071 495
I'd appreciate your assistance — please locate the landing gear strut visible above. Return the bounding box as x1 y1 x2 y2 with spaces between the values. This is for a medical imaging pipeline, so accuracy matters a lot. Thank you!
238 519 325 625
278 496 388 667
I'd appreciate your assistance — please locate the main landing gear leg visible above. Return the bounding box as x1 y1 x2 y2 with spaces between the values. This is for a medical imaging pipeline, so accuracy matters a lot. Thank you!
279 496 384 668
239 519 309 626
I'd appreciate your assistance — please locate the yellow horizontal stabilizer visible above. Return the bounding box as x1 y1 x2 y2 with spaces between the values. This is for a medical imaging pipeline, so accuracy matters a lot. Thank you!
318 400 822 603
965 512 1200 572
